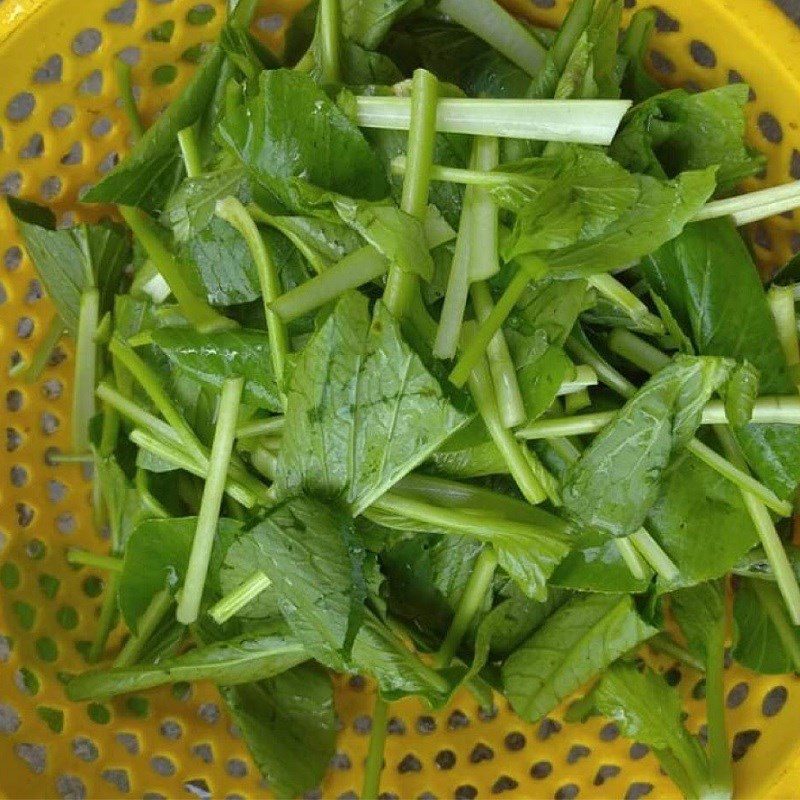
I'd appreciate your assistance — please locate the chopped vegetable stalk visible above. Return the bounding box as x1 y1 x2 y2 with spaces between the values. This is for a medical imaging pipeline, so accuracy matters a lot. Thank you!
767 285 800 388
435 546 498 668
270 245 387 322
564 387 591 414
556 365 598 396
236 415 286 440
177 377 244 625
434 181 475 359
129 428 264 509
355 96 631 143
215 197 288 398
49 453 94 464
361 694 389 800
119 206 233 332
587 272 665 335
115 587 174 668
704 609 731 793
114 57 145 140
516 396 800 439
715 426 800 625
208 571 272 625
88 571 121 664
468 137 501 281
629 529 680 582
72 289 99 453
67 550 124 572
384 69 439 319
317 0 342 84
615 538 648 581
438 0 546 75
177 126 203 178
135 469 170 518
450 255 547 387
467 350 551 505
390 157 536 188
13 313 65 383
471 281 526 428
606 329 794 517
695 179 800 226
109 337 207 464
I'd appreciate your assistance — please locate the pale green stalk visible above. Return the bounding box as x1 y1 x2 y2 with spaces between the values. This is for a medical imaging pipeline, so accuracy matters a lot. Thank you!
768 285 800 389
384 69 439 319
318 0 342 84
270 246 386 322
236 415 286 439
216 197 288 398
556 365 598 396
437 0 546 75
468 137 500 281
67 550 124 572
72 289 99 453
616 538 648 581
15 313 65 384
355 96 630 143
588 272 665 335
115 587 174 668
114 57 145 140
208 571 272 625
177 126 203 178
177 377 244 625
471 281 526 428
361 695 389 800
564 387 591 414
629 529 680 582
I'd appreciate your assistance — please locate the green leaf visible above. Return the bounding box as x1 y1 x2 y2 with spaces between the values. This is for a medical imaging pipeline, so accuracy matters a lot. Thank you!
610 85 764 193
732 578 800 674
219 69 389 206
502 593 657 722
562 355 733 539
82 45 225 210
499 147 717 276
370 475 571 599
671 580 725 663
220 664 336 798
382 17 530 99
9 198 130 334
119 516 242 629
277 292 468 515
150 327 282 411
645 451 759 591
340 0 420 49
643 218 800 500
66 628 307 700
426 417 508 479
584 663 711 798
550 539 652 594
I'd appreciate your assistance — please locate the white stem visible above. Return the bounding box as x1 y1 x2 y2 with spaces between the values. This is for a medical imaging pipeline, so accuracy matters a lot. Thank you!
355 97 631 143
695 180 800 226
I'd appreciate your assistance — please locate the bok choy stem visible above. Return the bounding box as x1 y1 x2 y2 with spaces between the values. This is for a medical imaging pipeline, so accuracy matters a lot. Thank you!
434 546 498 669
384 69 439 320
72 289 99 453
355 97 630 143
119 206 233 332
270 245 386 322
704 607 732 795
177 377 244 625
115 587 174 668
471 281 526 428
67 550 124 572
318 0 342 84
215 197 288 400
88 571 121 664
16 313 65 384
767 285 800 388
437 0 546 76
208 571 272 625
587 272 665 335
629 529 679 582
114 58 145 141
361 694 389 800
177 126 203 178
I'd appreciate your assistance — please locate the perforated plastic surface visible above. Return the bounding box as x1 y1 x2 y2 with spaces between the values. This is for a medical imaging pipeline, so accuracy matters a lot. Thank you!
1 0 799 797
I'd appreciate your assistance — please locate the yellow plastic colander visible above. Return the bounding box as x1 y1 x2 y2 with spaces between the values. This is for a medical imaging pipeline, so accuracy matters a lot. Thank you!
1 0 799 797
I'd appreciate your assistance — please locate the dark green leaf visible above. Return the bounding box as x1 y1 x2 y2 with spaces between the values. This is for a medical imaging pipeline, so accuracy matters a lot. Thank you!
562 355 733 539
82 45 225 210
66 628 307 700
9 198 130 334
502 594 657 722
732 578 800 674
277 292 468 514
119 516 242 629
671 580 725 663
550 539 652 594
723 361 760 428
643 217 800 499
219 69 389 206
150 327 282 411
220 664 336 798
610 85 764 193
